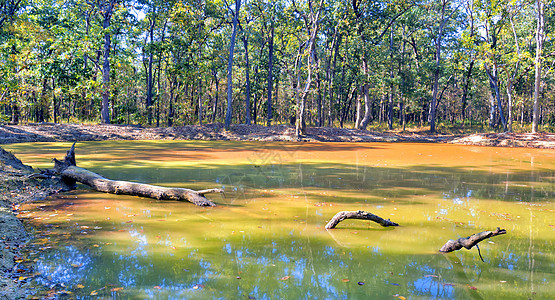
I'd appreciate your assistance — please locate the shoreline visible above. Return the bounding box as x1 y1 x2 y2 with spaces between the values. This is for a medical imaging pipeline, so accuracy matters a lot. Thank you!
1 123 554 148
0 148 69 298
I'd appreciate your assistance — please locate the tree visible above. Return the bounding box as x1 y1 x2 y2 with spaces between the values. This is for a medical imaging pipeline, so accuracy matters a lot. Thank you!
86 0 119 124
532 0 545 133
292 0 325 137
224 0 241 129
428 0 459 133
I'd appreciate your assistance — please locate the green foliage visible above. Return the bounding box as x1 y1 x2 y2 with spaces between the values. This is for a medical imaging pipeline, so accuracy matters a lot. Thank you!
0 0 552 132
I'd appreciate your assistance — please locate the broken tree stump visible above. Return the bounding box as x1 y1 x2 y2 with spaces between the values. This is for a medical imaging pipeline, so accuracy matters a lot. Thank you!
439 227 507 253
325 210 399 229
49 143 222 207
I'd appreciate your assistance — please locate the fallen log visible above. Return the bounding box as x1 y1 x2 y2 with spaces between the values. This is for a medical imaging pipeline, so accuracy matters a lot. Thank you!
325 210 399 229
439 227 507 253
49 143 222 207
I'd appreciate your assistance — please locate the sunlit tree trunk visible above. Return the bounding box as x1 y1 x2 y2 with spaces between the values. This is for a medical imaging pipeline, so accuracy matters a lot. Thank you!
266 24 274 126
485 65 507 131
98 0 116 125
295 0 324 137
225 0 241 129
243 34 251 125
211 68 219 123
532 0 544 133
429 0 457 133
197 20 203 125
387 26 394 130
359 58 372 130
146 14 155 126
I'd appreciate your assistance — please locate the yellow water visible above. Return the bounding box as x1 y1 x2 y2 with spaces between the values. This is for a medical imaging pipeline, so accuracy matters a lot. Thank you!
5 141 554 299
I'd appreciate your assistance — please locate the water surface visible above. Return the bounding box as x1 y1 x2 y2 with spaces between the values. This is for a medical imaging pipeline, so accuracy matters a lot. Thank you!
5 141 554 299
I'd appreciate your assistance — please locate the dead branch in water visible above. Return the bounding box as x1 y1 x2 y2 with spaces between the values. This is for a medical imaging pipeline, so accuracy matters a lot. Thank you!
50 143 222 207
325 210 399 229
439 227 507 253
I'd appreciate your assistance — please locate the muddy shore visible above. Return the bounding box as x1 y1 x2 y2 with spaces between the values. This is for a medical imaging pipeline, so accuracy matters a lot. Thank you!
0 148 69 298
0 123 553 298
1 123 554 148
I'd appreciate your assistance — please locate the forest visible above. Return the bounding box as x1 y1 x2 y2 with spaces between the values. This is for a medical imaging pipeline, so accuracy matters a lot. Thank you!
0 0 554 135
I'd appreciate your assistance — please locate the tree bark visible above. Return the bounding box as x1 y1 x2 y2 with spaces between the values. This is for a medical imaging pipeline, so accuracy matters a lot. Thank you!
325 210 399 229
429 0 458 133
100 0 115 125
267 24 274 126
243 34 251 125
485 66 507 131
212 68 219 123
51 144 222 207
532 0 544 133
439 227 506 253
359 58 372 130
225 0 241 129
146 13 155 126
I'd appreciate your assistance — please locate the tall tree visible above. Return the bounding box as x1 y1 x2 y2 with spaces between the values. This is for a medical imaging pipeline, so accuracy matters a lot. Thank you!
293 0 325 137
429 0 458 133
532 0 545 133
87 0 118 124
224 0 241 129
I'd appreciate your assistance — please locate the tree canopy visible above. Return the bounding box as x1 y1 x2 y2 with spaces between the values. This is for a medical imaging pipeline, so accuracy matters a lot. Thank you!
1 0 554 134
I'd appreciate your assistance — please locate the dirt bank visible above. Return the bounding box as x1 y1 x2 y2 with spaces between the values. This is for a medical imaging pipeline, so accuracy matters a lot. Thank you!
0 148 69 299
1 123 554 148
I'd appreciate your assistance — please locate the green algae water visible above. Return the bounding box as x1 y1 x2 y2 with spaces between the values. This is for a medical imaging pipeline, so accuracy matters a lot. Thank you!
5 141 554 299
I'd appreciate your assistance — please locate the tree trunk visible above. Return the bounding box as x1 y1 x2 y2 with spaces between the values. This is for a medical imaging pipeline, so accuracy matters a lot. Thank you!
460 60 474 122
327 32 340 127
387 26 394 130
296 0 324 137
485 66 507 131
197 22 203 125
52 77 57 124
325 210 399 229
225 0 241 129
62 166 220 206
243 34 251 125
100 0 115 125
212 68 219 123
532 0 544 133
267 24 274 126
52 144 222 207
168 80 175 127
429 0 455 133
146 14 155 126
359 58 372 130
355 86 362 129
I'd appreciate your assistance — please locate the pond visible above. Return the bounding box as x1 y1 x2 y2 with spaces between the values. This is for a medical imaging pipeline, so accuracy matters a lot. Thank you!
4 141 554 299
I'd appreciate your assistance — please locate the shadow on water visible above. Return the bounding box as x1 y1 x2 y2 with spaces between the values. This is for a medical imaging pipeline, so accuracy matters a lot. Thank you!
83 161 553 205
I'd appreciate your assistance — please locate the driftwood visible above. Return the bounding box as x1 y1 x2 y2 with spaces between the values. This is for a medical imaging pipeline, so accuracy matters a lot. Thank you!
49 143 222 207
325 210 399 229
439 227 507 253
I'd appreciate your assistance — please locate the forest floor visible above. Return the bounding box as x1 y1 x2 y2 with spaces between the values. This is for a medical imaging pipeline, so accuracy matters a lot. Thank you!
0 123 553 298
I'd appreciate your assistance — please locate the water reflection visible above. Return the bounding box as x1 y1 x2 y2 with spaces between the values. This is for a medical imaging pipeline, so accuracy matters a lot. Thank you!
8 141 553 299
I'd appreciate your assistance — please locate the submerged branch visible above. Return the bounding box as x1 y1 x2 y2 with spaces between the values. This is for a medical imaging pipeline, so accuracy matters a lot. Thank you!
325 210 399 229
439 227 507 253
